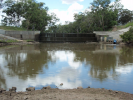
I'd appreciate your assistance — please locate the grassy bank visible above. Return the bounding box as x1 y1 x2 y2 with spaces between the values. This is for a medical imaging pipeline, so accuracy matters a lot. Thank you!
0 26 27 31
0 39 18 43
115 21 133 30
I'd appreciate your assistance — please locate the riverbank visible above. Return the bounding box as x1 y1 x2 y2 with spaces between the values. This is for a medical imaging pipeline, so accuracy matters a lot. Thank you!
0 41 40 47
0 86 133 100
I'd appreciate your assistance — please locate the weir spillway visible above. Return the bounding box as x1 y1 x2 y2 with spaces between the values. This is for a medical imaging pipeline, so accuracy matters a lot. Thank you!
40 33 97 42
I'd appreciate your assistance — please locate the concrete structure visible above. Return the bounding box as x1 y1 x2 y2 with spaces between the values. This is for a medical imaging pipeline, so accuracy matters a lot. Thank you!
0 30 40 41
0 29 5 34
94 27 131 42
40 33 97 42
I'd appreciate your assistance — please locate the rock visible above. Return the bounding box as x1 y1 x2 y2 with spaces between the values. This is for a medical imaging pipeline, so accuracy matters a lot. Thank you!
115 91 118 93
77 86 83 89
42 86 51 89
87 86 90 88
4 92 11 96
60 83 63 86
0 88 3 93
47 86 51 89
25 93 28 95
26 87 35 91
8 87 17 92
9 88 12 91
24 96 28 100
12 87 17 90
109 89 112 92
42 87 47 89
2 89 6 93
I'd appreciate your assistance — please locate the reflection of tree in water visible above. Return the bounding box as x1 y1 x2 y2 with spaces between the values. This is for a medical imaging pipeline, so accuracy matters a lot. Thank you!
1 45 51 80
0 67 6 89
88 53 118 81
119 47 133 65
73 47 119 82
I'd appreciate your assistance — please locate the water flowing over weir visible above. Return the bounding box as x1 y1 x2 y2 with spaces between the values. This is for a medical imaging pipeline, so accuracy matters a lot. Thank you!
39 33 98 42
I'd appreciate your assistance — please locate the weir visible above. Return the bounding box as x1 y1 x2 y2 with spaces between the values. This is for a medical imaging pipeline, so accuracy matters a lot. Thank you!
40 33 97 42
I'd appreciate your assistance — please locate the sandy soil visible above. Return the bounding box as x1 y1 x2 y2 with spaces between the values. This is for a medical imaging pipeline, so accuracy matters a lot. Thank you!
0 87 133 100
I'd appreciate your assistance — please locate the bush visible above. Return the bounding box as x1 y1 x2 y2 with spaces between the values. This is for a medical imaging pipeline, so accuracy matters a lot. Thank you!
120 27 133 43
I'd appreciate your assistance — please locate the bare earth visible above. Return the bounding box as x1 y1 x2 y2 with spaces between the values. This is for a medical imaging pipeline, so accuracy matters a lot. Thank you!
0 87 133 100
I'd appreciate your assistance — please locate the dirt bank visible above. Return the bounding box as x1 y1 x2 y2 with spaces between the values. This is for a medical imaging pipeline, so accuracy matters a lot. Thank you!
0 41 40 47
0 86 133 100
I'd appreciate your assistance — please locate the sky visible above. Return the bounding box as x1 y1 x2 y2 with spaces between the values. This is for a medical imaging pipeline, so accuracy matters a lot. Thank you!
36 0 133 24
0 0 133 25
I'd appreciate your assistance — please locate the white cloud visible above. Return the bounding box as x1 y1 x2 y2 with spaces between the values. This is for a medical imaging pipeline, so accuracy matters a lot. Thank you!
49 3 84 24
61 0 84 4
48 51 82 69
115 64 133 74
0 65 82 91
28 67 82 89
0 9 3 25
121 0 133 10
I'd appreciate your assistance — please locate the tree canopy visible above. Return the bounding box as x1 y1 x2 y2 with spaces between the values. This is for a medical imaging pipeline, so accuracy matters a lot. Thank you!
1 0 59 32
1 0 133 33
46 0 129 33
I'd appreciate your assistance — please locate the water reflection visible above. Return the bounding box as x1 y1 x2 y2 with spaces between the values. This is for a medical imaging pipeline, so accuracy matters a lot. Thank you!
48 51 82 69
0 44 133 93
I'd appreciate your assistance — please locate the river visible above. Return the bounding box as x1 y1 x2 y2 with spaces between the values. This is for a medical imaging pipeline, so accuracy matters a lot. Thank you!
0 43 133 93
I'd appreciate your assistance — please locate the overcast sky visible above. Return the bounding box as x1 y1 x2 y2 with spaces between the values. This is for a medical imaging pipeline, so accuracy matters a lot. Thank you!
0 0 133 25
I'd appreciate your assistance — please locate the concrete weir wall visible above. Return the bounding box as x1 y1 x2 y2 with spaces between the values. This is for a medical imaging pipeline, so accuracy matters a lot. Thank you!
94 27 131 42
0 30 40 41
40 33 98 42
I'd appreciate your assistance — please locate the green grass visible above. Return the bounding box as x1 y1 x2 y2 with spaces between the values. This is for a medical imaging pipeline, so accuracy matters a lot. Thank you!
123 21 133 28
0 39 18 43
26 40 34 42
109 21 133 31
0 26 27 31
117 21 133 29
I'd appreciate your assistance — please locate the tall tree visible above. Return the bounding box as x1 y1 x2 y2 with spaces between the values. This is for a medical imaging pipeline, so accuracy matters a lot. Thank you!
90 0 121 30
2 0 22 26
2 0 53 32
118 9 133 24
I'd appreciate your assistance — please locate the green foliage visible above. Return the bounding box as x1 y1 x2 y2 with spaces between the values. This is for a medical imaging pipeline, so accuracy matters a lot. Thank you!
118 9 133 25
2 0 23 26
90 0 119 31
120 27 133 43
46 0 122 33
2 0 57 32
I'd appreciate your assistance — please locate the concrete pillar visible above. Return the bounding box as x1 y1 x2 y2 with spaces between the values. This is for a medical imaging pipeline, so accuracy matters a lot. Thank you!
100 37 103 42
104 37 107 42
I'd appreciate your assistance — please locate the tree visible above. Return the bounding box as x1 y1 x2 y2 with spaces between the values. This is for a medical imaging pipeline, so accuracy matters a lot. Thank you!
2 0 52 32
120 27 133 43
2 0 23 26
22 0 49 31
90 0 121 31
118 9 133 24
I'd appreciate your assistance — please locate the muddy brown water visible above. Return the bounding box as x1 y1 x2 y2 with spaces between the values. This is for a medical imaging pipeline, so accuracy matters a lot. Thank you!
0 43 133 94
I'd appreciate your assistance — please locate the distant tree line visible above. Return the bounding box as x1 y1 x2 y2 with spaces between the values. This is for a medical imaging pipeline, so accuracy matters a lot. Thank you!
46 0 133 33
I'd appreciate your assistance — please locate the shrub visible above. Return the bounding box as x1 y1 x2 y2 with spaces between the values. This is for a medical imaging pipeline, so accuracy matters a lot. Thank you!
120 27 133 43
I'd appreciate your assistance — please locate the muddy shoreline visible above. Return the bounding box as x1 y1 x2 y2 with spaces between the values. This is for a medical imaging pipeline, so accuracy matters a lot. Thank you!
0 41 40 47
0 86 133 100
